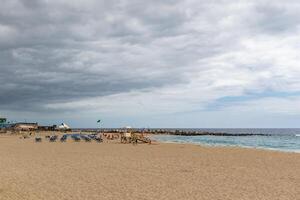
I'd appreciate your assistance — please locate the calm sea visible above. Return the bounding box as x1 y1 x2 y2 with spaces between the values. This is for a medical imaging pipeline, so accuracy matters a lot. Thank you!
150 128 300 153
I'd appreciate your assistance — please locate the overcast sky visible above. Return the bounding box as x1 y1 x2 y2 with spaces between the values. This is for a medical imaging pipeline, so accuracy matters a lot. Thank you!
1 0 300 128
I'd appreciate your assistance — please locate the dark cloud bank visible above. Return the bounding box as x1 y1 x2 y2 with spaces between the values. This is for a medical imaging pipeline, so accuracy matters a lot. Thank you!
0 0 300 114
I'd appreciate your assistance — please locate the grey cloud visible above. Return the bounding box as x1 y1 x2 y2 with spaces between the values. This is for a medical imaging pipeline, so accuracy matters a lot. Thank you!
254 2 300 34
0 0 300 114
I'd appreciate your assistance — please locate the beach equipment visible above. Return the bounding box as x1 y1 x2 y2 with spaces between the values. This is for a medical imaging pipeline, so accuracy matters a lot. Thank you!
49 135 58 142
88 134 102 142
71 135 81 142
57 123 71 131
94 137 102 142
92 134 103 142
120 132 151 144
121 132 132 143
60 135 68 142
81 135 91 142
88 134 96 139
125 132 131 137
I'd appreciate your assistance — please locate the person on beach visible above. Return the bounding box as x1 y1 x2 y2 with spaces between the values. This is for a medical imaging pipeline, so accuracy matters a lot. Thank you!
132 133 138 145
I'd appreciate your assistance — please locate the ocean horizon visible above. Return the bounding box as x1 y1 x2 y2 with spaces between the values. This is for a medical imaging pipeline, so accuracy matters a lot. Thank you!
149 128 300 153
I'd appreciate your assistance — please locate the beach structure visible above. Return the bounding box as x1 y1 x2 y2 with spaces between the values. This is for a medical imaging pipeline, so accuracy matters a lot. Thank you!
120 131 151 144
0 117 6 124
120 129 151 144
57 123 71 131
0 117 11 129
38 125 57 131
121 130 132 143
0 117 6 128
0 117 7 133
12 122 38 131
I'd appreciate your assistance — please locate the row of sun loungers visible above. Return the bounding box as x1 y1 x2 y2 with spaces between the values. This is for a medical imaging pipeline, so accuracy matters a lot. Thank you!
35 134 103 143
34 133 151 144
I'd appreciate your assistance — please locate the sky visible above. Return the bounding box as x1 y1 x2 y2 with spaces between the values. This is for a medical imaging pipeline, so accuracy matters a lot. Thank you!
1 0 300 128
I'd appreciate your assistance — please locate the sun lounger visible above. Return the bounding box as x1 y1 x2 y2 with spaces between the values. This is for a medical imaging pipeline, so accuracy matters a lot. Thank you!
81 135 91 142
71 135 81 142
88 134 97 139
86 134 102 142
60 135 67 142
91 135 102 142
49 135 58 142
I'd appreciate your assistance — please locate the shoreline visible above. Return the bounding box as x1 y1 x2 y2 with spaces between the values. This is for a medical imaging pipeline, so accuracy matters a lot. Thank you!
150 134 300 154
154 139 300 154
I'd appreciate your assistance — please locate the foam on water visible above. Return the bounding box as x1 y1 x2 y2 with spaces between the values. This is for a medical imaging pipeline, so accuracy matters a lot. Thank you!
151 129 300 153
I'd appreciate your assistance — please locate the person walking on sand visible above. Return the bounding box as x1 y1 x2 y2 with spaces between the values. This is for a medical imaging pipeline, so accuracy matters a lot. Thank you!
132 133 138 145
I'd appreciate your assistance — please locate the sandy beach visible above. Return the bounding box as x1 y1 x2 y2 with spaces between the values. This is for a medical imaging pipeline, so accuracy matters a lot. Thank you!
0 134 299 200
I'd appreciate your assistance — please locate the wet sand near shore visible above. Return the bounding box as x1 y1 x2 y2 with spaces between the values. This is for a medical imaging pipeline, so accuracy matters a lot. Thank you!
0 135 299 200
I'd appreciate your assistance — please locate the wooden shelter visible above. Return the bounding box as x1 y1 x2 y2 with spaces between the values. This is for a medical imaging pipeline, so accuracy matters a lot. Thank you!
13 123 38 131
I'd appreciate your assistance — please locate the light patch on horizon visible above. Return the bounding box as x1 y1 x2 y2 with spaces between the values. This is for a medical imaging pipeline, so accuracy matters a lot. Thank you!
1 0 300 127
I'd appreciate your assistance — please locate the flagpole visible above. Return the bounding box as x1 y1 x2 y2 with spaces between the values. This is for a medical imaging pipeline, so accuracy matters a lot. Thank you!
97 120 101 133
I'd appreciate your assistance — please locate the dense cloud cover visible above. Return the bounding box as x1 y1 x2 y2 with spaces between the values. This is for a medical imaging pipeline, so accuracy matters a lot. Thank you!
1 0 300 127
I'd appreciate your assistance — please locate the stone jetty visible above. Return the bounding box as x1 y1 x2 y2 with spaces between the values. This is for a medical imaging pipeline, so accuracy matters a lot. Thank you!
75 128 272 137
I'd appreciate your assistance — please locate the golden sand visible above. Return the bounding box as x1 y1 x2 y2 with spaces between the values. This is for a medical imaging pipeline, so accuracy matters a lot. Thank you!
0 134 299 200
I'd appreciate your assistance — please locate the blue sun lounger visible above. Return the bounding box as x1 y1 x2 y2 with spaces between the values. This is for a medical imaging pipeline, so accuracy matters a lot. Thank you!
71 135 81 142
60 135 68 142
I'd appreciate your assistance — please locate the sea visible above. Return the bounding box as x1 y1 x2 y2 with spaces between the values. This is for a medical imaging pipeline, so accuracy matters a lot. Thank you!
150 128 300 153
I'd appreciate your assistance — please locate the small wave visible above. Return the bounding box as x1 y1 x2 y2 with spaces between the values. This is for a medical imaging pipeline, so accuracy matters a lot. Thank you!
296 134 300 137
151 135 300 153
